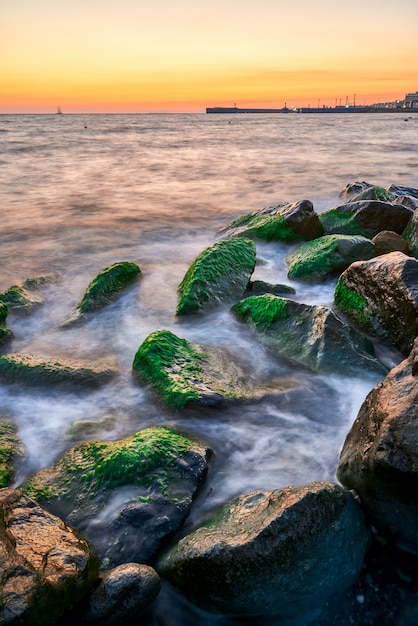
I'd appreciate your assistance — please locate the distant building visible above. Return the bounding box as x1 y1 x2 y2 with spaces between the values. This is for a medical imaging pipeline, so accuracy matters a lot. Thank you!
405 91 418 108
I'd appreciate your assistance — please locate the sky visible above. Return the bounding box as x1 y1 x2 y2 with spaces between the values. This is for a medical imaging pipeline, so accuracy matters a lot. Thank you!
1 0 417 113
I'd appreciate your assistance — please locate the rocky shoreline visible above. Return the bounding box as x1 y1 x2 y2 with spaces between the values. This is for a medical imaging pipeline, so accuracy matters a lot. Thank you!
1 181 417 625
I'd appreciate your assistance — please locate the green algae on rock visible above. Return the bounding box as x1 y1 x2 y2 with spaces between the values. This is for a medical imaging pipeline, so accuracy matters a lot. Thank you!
232 294 386 376
176 238 256 315
0 353 117 389
0 275 58 312
286 234 375 282
319 200 413 237
133 329 298 411
21 426 212 567
0 302 12 346
221 199 323 242
0 420 26 487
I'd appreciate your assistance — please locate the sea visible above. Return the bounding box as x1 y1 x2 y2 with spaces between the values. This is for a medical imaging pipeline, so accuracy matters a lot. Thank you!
1 112 417 625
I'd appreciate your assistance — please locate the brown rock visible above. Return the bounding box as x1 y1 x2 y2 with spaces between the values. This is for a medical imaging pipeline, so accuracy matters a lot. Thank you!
371 230 410 256
337 339 418 555
0 488 99 625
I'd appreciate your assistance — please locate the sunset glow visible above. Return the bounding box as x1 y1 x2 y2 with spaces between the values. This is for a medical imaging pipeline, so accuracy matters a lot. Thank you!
1 0 417 113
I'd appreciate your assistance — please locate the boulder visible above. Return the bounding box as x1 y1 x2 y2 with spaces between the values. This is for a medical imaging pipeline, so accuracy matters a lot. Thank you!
319 199 413 237
0 275 58 313
176 238 256 315
371 230 410 256
157 482 369 621
244 279 296 297
334 251 418 355
388 184 418 200
221 199 323 242
348 185 396 203
20 427 212 569
402 207 418 259
0 302 12 347
133 329 299 411
64 261 141 325
0 420 26 488
286 234 375 282
339 181 373 198
0 353 117 389
79 563 160 625
231 294 386 376
0 488 99 626
337 338 418 555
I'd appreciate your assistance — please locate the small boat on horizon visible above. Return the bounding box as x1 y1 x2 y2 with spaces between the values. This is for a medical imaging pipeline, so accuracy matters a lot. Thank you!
56 106 63 115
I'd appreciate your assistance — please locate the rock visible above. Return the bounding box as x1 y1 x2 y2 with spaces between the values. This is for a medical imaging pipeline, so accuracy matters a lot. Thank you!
339 181 373 198
79 563 160 625
66 414 117 441
388 184 418 200
349 185 396 203
132 329 299 410
231 294 386 376
157 482 369 621
20 427 212 568
244 279 296 297
402 207 418 259
64 261 141 325
0 353 117 389
334 251 418 355
0 420 26 488
0 488 99 626
0 302 12 347
337 339 418 555
286 234 375 282
0 275 59 313
176 238 256 315
371 230 410 256
319 199 413 237
222 199 323 241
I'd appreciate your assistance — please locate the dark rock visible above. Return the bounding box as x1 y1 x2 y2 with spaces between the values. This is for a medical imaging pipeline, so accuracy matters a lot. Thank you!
157 483 370 621
0 488 99 626
231 294 386 375
0 353 117 389
402 207 418 259
339 181 373 198
371 230 410 256
0 420 26 488
337 339 418 555
20 427 212 568
334 251 418 355
244 279 296 297
388 184 418 200
349 185 396 203
132 329 299 411
319 199 413 237
286 234 375 282
176 238 256 315
79 563 160 625
222 199 323 241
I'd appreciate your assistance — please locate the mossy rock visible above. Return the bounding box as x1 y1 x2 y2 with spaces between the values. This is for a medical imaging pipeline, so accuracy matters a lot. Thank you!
0 275 58 312
0 420 26 487
0 353 117 389
232 295 386 376
133 329 298 411
319 200 412 237
176 238 256 316
350 185 396 203
286 234 375 282
65 262 141 325
402 208 418 259
21 426 212 567
0 302 12 346
222 199 323 242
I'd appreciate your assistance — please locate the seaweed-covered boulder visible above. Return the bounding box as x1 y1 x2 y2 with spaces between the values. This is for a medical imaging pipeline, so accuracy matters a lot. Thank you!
133 329 298 410
0 488 99 626
0 353 117 389
337 339 418 555
157 482 369 621
0 420 26 487
0 275 58 312
319 200 413 237
79 563 160 625
286 234 375 282
339 181 373 198
222 199 323 242
65 261 141 325
334 251 418 355
231 295 386 376
348 185 396 203
244 279 296 297
402 207 418 259
176 238 256 315
0 302 12 347
371 230 410 256
20 427 212 568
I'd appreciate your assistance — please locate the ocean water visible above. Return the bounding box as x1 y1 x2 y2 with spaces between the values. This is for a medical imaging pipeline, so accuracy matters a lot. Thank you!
1 112 417 624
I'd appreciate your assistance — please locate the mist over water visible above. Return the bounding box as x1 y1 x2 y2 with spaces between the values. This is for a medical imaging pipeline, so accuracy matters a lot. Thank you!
1 112 416 624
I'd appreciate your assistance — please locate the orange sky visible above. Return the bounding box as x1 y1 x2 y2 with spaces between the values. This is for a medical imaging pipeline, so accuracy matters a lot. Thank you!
1 0 417 113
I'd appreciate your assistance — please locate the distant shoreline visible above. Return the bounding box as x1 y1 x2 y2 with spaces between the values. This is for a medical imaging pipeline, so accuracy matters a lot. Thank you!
206 106 418 115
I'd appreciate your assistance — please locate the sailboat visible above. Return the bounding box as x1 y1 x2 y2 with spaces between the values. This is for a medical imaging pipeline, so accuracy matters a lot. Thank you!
56 106 63 115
